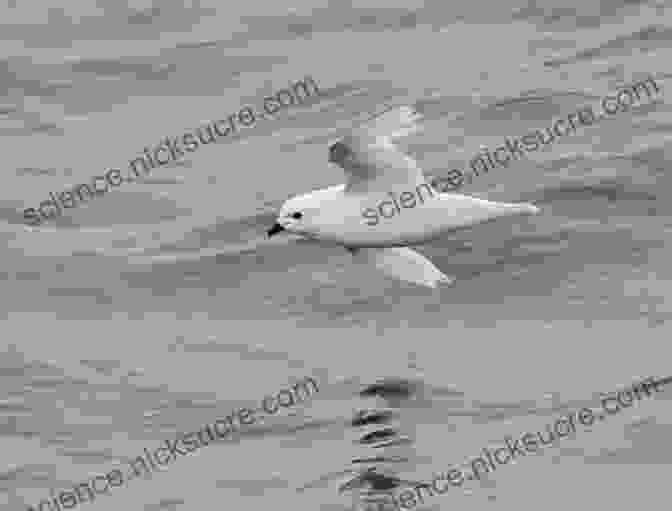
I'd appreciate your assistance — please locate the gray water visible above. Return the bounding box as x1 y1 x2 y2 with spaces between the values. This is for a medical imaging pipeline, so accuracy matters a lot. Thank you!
2 1 672 510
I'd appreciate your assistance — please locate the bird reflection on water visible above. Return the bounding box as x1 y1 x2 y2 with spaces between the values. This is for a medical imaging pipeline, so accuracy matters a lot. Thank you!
342 378 424 510
339 467 432 511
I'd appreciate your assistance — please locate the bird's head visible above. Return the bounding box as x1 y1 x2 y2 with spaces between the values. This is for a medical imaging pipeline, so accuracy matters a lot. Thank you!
266 194 319 239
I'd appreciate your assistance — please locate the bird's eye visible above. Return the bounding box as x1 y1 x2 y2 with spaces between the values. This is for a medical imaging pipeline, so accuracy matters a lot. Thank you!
329 142 350 162
291 212 303 219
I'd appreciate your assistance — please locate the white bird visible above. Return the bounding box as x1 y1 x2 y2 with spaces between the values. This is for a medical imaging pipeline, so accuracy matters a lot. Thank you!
267 105 541 288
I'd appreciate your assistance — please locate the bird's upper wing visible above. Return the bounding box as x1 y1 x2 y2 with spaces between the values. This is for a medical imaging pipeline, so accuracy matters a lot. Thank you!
333 105 429 194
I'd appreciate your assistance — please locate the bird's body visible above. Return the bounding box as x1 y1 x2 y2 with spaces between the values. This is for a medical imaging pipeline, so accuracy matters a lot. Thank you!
287 183 539 248
267 104 541 288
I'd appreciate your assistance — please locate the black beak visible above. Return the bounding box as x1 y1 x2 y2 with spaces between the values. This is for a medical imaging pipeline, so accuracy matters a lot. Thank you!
266 223 285 237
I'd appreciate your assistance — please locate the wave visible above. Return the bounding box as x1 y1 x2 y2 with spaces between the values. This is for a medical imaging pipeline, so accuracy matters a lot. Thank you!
534 180 659 204
544 24 672 67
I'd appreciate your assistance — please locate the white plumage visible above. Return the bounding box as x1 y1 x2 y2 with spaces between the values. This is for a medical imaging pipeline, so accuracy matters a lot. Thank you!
268 105 541 288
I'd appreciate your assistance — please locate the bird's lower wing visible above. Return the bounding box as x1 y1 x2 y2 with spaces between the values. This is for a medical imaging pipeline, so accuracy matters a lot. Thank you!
352 247 454 289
